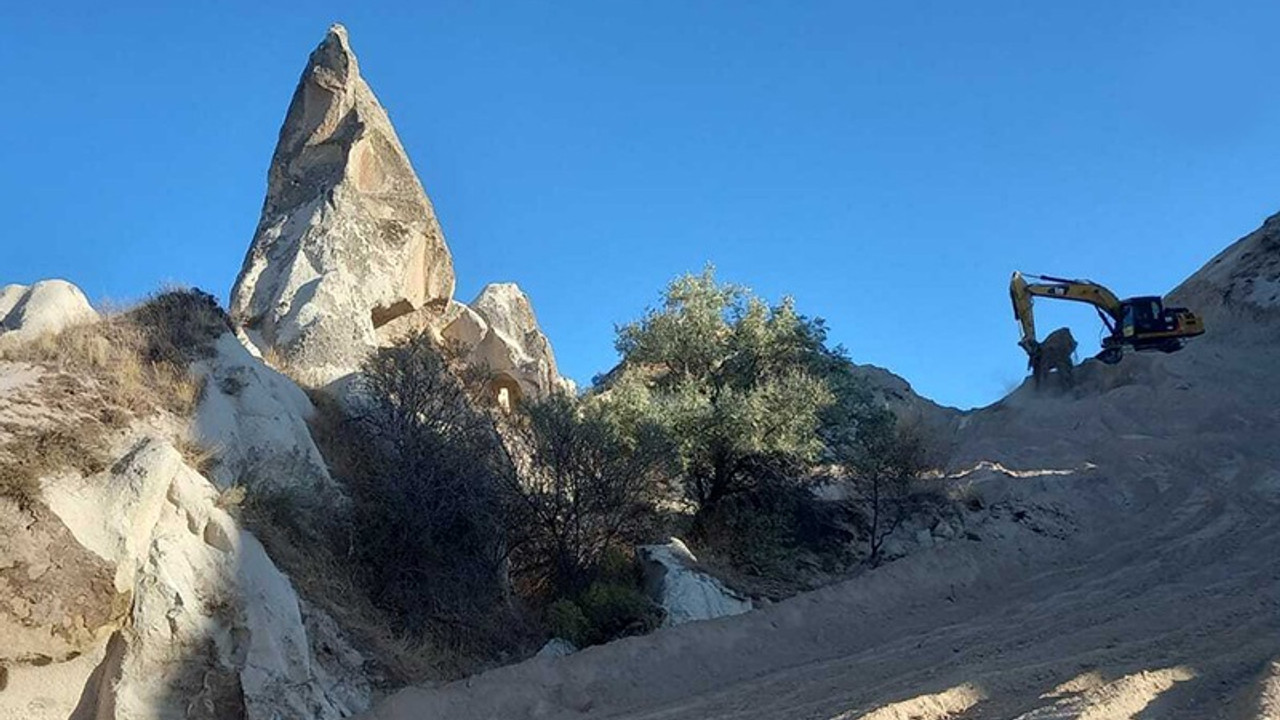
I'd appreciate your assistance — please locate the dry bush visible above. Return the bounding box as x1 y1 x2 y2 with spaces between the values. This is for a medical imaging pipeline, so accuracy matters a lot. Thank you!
504 392 668 601
240 480 531 684
345 334 515 630
255 337 538 681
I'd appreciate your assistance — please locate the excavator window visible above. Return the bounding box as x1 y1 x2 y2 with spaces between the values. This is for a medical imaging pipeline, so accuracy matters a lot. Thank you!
1128 299 1168 335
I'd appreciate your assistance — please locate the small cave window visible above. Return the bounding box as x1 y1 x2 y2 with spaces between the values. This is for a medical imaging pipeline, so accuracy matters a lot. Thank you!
491 374 523 412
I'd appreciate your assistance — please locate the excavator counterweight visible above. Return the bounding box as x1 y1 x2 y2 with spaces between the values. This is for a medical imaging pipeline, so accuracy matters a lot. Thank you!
1010 271 1205 372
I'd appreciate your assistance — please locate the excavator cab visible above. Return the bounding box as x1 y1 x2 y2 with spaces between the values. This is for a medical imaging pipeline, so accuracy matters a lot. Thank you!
1111 296 1203 356
1120 297 1167 337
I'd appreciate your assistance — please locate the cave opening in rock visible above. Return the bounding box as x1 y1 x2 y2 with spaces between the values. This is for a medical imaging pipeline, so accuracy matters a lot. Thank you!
491 373 523 412
370 299 415 329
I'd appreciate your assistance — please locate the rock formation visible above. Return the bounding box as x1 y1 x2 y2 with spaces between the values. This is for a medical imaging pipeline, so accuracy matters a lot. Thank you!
230 24 455 386
1028 326 1077 389
191 332 341 499
1 285 368 719
638 538 753 627
0 279 98 340
442 283 572 406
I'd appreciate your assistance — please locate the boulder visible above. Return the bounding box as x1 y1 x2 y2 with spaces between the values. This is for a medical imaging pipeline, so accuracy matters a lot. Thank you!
534 638 578 659
0 279 98 338
230 24 455 386
637 538 752 627
444 283 570 407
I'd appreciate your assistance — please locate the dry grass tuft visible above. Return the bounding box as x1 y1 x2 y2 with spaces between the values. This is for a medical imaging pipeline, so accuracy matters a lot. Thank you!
0 288 230 503
214 484 247 510
0 289 227 418
0 424 111 503
177 436 222 479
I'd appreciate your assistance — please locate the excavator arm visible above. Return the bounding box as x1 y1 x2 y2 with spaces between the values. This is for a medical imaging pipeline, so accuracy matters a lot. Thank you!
1010 271 1124 352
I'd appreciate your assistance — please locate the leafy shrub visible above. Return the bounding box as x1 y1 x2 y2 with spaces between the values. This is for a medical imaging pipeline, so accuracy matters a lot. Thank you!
598 267 918 586
545 600 590 647
605 267 891 520
578 580 661 644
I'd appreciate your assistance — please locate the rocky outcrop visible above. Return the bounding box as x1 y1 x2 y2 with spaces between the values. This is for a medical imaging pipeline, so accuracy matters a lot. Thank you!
0 280 98 339
0 499 127 667
230 24 455 386
0 356 368 720
442 283 571 406
848 362 962 458
192 332 340 499
638 538 752 627
2 433 369 720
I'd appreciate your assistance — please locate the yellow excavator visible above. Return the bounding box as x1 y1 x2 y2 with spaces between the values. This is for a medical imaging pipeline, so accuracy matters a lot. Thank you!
1010 272 1205 366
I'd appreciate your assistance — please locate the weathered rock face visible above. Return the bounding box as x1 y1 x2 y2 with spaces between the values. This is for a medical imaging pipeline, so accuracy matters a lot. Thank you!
443 283 572 406
0 361 369 719
0 499 126 666
1 437 369 720
0 279 98 339
638 538 752 627
192 332 340 500
230 24 455 386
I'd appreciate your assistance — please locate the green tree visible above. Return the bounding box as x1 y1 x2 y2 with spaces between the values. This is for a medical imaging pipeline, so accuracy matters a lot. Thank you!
609 267 886 516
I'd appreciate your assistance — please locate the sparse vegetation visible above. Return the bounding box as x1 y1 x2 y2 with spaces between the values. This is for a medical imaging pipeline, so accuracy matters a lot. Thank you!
280 332 524 671
0 288 228 504
843 423 928 564
252 271 945 675
0 288 226 418
0 425 110 503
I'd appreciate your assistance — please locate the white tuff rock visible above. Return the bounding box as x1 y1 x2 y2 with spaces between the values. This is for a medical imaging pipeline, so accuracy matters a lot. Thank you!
638 538 752 627
191 332 341 499
534 638 578 659
2 434 369 720
444 283 571 406
230 24 455 386
0 279 98 339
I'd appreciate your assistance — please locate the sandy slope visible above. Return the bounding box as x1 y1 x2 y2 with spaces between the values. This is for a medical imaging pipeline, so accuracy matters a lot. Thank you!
365 221 1280 719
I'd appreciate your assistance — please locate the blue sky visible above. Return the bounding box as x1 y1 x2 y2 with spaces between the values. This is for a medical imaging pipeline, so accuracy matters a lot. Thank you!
3 2 1277 408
